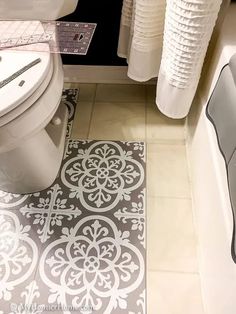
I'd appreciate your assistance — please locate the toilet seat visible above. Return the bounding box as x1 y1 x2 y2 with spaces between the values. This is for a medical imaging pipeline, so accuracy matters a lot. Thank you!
0 43 53 124
0 52 64 154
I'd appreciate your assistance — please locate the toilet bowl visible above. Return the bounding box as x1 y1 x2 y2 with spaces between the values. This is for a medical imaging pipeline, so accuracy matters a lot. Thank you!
0 43 67 194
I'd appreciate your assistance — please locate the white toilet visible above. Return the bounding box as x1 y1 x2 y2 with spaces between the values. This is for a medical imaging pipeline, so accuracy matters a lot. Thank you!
0 0 78 194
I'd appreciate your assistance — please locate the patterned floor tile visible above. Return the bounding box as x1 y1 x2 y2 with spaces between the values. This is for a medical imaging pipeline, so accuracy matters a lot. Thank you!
0 137 146 313
19 183 82 244
61 140 145 214
32 140 146 314
61 88 79 139
35 214 145 314
0 209 41 313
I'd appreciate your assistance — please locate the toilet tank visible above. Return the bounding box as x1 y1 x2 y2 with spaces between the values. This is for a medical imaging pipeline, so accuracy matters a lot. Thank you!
0 0 78 20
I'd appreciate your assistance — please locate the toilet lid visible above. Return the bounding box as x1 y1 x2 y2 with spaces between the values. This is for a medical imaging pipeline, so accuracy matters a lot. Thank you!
0 43 52 118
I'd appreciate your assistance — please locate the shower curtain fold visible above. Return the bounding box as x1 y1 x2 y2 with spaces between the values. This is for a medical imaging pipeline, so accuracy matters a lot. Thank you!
118 0 223 118
118 0 166 81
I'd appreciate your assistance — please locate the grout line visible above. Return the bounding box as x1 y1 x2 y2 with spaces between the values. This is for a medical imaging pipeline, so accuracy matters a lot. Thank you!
147 269 200 275
146 194 192 200
185 140 202 275
145 85 148 143
86 83 97 139
146 139 186 145
93 100 147 104
93 83 98 104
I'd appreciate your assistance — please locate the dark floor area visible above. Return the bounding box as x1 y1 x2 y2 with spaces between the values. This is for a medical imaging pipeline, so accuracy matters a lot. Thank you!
60 0 127 66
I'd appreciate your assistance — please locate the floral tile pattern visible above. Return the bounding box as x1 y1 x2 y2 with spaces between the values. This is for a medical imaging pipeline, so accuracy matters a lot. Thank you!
0 90 146 314
20 183 82 243
62 140 145 212
61 88 79 139
0 210 40 313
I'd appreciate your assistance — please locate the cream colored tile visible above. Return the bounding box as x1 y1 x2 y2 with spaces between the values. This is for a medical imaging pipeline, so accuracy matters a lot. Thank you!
147 197 198 272
71 101 93 139
78 83 97 102
147 144 191 198
146 102 186 144
63 82 72 89
63 82 79 89
64 83 96 101
147 271 205 314
95 84 146 103
88 102 146 141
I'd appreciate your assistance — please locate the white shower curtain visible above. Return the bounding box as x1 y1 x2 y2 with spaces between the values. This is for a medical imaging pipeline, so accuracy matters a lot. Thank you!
118 0 222 119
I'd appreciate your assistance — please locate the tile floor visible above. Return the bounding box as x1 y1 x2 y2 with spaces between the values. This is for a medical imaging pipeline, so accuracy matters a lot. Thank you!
64 83 205 314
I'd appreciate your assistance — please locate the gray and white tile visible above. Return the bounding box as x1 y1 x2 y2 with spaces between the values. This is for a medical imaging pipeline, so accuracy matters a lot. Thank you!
31 140 146 314
0 210 40 313
61 88 79 139
0 138 146 313
0 88 146 314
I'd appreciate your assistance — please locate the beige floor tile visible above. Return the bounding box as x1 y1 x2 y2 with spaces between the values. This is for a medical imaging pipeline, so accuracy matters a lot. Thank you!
63 82 79 89
146 102 186 144
95 84 146 103
147 197 198 272
147 271 205 314
71 101 93 139
147 144 191 198
77 83 97 102
88 102 146 141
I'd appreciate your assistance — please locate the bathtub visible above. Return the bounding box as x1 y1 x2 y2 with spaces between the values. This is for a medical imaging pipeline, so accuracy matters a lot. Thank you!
187 4 236 314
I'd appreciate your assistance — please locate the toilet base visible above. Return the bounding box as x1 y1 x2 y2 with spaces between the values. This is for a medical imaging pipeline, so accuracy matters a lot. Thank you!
0 102 68 194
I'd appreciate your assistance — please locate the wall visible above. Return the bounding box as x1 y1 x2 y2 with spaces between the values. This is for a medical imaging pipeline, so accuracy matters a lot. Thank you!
60 0 127 66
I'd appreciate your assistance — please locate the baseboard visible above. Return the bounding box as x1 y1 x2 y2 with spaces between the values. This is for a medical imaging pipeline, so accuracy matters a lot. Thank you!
63 65 156 85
